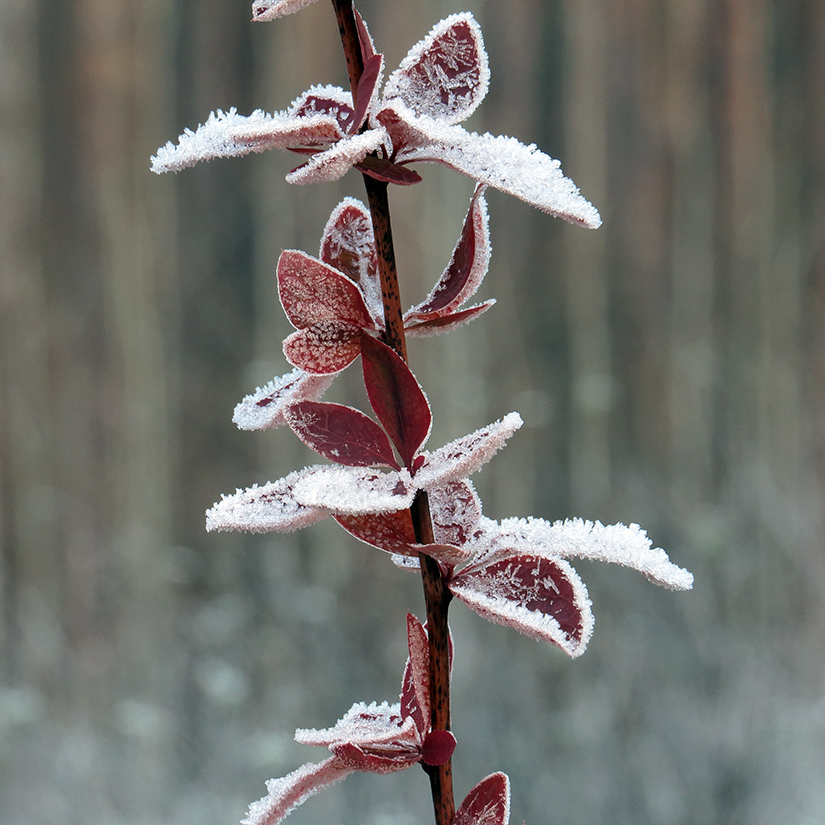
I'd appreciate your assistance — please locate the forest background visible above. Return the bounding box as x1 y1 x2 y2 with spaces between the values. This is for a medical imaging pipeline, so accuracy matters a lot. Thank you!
1 1 824 823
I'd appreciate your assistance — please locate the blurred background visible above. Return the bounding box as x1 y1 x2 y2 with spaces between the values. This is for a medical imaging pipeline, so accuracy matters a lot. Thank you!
2 0 824 823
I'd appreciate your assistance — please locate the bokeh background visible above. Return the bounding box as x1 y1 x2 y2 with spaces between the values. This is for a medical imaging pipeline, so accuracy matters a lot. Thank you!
2 0 824 823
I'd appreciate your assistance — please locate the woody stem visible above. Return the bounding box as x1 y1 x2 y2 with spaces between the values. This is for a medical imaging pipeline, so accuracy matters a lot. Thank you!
330 3 455 824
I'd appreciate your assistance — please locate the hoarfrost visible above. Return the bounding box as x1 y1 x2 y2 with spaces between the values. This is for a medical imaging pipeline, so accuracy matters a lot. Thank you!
414 412 523 489
383 13 489 124
490 517 694 590
292 466 415 514
205 469 328 534
243 757 350 825
232 369 334 431
251 0 321 22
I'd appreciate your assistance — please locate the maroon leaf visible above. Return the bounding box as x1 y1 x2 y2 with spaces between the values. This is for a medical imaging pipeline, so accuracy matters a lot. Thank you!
233 369 334 431
360 335 432 468
429 480 482 547
320 199 377 285
292 90 354 134
277 250 373 330
356 156 423 185
354 7 376 62
282 322 363 374
449 553 592 657
383 14 489 123
406 185 489 319
453 772 510 825
401 613 430 733
332 743 417 774
352 53 384 133
405 301 495 338
285 400 399 469
333 510 417 554
421 730 456 767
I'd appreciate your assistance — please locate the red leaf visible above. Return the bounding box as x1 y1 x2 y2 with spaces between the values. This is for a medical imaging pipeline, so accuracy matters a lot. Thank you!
292 90 354 134
331 743 417 774
428 480 482 547
401 613 430 733
384 14 489 123
278 250 373 330
449 554 592 657
360 335 432 468
356 156 423 185
453 772 510 825
333 510 417 554
421 730 456 766
354 7 376 62
352 53 383 133
406 185 489 319
282 323 363 375
405 301 494 337
285 400 399 469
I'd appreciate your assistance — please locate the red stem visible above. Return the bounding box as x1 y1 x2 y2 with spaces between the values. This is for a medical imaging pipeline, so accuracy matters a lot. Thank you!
330 3 455 823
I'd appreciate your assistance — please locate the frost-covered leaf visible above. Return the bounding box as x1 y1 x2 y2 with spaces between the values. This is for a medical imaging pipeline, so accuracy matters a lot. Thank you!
449 553 594 657
354 8 376 62
453 772 511 825
332 742 418 773
293 465 415 515
206 469 329 534
489 517 694 591
251 0 320 22
285 400 399 469
383 13 489 124
406 184 490 320
233 369 334 431
278 250 374 330
414 412 523 489
361 335 432 468
334 509 417 555
242 757 350 825
401 613 430 734
429 480 483 547
286 128 387 185
379 104 602 228
404 300 495 337
151 108 343 173
282 322 363 374
296 701 418 750
290 85 355 133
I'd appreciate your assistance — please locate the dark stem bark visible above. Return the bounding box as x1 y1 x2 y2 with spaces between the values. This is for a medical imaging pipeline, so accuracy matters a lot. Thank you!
330 3 455 823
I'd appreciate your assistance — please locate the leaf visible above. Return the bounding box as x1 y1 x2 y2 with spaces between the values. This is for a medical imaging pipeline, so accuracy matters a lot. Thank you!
449 554 594 657
151 107 344 173
401 613 430 733
282 322 363 374
278 250 374 330
332 743 418 774
490 517 694 591
285 400 399 469
383 110 602 228
292 465 415 515
206 469 329 535
333 510 417 555
232 369 334 431
251 0 321 22
242 756 351 825
352 53 384 133
428 480 482 547
287 129 387 185
296 701 418 750
360 335 432 468
413 412 522 490
405 185 490 319
354 7 377 61
383 13 490 125
290 85 356 133
404 301 495 338
453 773 511 825
355 156 423 185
